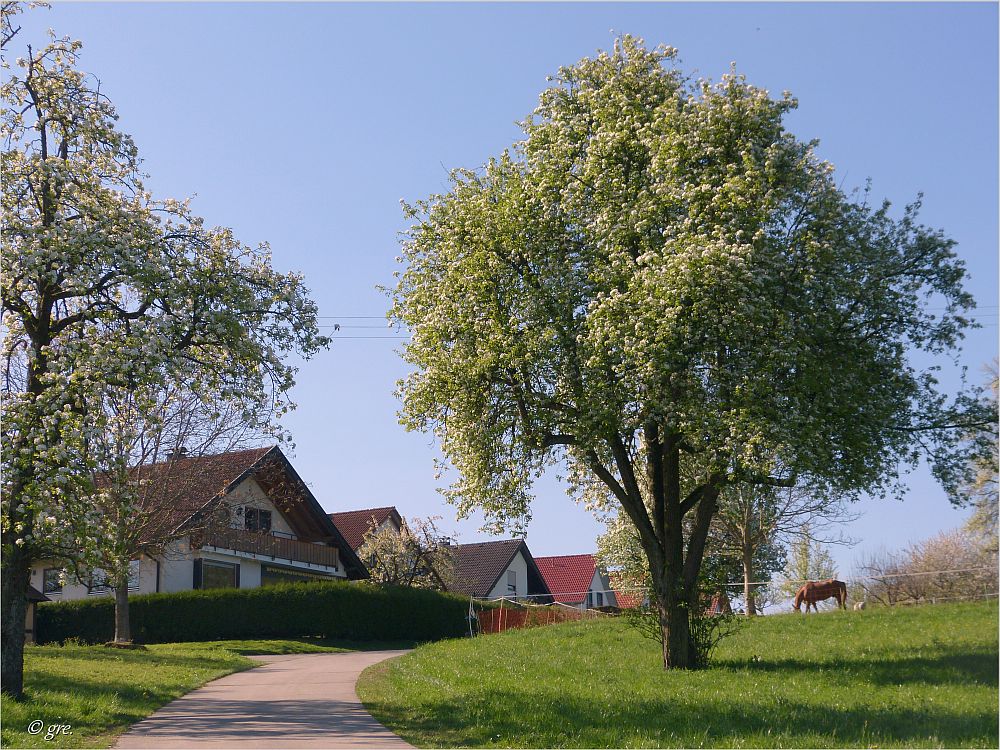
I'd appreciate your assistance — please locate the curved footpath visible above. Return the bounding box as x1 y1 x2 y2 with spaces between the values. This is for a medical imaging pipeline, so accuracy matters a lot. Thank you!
115 650 413 749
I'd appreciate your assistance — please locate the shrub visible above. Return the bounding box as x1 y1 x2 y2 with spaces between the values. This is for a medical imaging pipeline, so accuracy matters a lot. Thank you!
37 581 470 645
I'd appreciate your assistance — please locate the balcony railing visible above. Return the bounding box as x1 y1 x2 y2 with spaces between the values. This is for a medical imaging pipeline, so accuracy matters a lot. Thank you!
201 528 339 569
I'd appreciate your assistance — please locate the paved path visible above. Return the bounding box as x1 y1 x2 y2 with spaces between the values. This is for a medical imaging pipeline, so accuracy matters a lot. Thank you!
115 650 413 749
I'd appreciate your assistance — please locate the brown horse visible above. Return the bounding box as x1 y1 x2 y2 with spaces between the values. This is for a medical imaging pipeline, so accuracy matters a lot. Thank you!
793 579 847 612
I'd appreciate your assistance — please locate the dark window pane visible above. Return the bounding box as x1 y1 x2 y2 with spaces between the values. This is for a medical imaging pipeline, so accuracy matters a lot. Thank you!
43 568 63 594
202 561 237 589
245 508 273 532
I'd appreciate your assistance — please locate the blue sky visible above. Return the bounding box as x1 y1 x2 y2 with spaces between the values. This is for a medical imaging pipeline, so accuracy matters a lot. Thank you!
15 2 998 579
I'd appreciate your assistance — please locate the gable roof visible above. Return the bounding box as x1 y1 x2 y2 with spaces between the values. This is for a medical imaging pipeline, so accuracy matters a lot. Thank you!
534 554 600 605
328 506 403 551
122 446 273 534
451 539 552 601
125 446 368 579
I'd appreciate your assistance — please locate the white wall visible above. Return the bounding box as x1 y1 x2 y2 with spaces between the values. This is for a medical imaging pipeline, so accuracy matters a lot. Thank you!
589 568 617 608
30 554 163 602
487 550 530 600
28 475 346 601
226 477 296 537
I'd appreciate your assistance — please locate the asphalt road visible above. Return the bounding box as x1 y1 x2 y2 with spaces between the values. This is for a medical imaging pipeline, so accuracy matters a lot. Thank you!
114 650 413 749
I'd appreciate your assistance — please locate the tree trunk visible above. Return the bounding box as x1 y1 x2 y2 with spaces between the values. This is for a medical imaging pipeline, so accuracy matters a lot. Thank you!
113 582 131 643
651 533 700 670
743 546 757 616
1 545 31 699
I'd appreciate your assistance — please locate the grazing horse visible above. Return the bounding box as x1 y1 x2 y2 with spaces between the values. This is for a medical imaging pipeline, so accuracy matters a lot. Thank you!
793 579 847 612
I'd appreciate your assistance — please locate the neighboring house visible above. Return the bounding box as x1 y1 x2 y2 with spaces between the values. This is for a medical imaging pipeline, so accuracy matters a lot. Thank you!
535 553 619 610
30 446 368 601
328 506 404 552
449 539 553 603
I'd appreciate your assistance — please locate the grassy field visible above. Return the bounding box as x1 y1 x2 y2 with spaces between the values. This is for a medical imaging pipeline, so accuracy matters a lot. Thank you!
357 600 999 748
0 636 412 749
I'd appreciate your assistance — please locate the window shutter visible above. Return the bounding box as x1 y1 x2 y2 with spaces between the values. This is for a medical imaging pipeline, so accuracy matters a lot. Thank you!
235 563 241 589
193 559 203 590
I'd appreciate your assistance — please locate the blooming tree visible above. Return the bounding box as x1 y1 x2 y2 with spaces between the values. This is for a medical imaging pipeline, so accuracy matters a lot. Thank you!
358 516 456 590
1 9 327 696
390 36 991 669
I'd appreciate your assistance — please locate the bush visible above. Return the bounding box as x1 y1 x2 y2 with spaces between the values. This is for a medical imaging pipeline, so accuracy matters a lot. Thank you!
36 581 470 645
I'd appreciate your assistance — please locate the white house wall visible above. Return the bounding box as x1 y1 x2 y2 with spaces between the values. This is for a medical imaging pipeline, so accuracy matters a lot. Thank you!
157 538 195 593
29 476 346 602
487 550 530 600
30 554 161 602
226 477 296 537
589 568 618 608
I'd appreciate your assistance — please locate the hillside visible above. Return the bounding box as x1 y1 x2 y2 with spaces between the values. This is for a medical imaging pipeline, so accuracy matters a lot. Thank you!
357 600 998 748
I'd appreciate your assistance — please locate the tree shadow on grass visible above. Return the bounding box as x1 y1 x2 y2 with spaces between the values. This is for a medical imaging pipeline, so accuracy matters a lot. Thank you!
368 689 999 748
717 643 999 688
25 667 247 723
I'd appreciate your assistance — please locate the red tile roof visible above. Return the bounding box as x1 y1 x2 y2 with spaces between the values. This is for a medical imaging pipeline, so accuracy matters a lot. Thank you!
613 590 645 608
534 554 599 605
451 539 552 601
327 507 402 551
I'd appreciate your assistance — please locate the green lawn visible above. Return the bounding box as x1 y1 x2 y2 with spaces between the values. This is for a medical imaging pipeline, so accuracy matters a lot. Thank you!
1 636 412 749
357 600 999 748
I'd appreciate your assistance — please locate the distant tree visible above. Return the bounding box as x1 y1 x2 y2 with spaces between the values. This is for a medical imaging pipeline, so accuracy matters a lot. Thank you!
358 516 456 590
962 361 998 550
780 527 839 602
857 527 997 606
391 35 990 669
712 485 856 615
597 491 787 617
1 7 327 696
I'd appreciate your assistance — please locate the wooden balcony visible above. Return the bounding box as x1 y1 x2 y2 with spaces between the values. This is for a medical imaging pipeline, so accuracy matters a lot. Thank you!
201 528 340 569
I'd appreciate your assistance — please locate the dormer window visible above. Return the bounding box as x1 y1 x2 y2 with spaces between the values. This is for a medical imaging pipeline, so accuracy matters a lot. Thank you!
244 507 272 532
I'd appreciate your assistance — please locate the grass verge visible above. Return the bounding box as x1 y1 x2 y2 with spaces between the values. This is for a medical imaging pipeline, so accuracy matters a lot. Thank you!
357 600 999 748
1 636 413 748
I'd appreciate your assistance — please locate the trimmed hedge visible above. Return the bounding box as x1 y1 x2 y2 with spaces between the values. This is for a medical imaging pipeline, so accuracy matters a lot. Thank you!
36 581 471 645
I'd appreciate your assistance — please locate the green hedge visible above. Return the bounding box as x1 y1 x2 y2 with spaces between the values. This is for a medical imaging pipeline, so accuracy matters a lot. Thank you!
36 581 472 645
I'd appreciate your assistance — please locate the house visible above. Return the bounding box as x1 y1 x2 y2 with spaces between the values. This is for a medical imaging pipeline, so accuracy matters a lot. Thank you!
29 446 368 601
534 553 618 610
449 539 553 603
328 506 404 552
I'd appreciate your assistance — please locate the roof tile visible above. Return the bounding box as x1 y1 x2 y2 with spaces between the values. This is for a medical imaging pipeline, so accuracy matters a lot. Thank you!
327 507 400 551
534 554 599 605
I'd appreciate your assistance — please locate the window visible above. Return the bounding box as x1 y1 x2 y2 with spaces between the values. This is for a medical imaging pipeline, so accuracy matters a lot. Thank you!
202 560 238 589
586 591 593 609
42 568 63 595
128 560 141 591
596 591 604 607
507 570 517 596
244 507 272 532
88 569 111 595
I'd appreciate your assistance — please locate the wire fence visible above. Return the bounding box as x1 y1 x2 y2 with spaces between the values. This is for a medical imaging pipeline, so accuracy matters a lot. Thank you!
468 565 997 604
